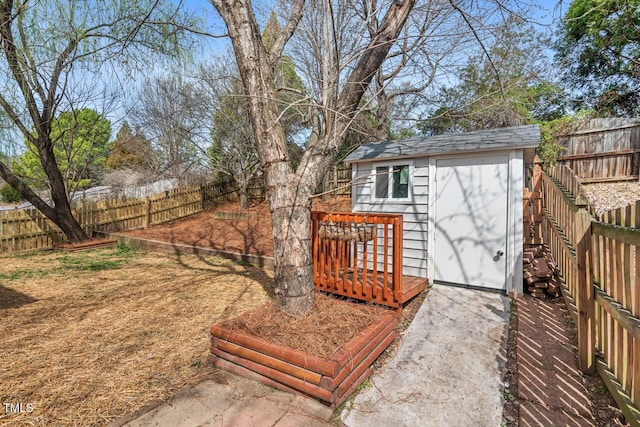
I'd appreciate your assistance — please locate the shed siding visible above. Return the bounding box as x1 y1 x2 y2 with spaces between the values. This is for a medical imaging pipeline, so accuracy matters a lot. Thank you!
352 159 429 278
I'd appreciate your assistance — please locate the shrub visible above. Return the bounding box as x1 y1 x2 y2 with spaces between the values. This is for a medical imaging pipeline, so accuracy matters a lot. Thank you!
0 184 23 203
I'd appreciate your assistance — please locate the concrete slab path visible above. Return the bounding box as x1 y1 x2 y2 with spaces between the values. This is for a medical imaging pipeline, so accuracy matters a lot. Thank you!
340 284 510 427
115 373 334 427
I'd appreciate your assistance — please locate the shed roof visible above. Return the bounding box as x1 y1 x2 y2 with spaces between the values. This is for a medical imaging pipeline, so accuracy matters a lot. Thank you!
344 124 540 163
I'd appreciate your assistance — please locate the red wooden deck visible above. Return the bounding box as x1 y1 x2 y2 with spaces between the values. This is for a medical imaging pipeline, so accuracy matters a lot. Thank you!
316 270 427 307
312 211 428 310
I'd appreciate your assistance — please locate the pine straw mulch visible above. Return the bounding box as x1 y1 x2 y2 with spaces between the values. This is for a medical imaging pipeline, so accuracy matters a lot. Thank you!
0 243 411 426
119 197 353 258
0 246 273 426
223 293 388 359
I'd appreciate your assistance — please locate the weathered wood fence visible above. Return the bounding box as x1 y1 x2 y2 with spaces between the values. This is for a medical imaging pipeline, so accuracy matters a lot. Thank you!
523 157 543 245
541 163 640 423
319 164 352 196
0 164 353 254
0 181 237 254
557 118 640 183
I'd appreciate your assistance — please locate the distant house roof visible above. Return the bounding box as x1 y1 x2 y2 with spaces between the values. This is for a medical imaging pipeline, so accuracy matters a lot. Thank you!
344 124 541 163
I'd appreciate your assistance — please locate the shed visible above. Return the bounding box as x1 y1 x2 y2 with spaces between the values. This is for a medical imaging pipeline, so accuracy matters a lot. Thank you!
344 124 541 295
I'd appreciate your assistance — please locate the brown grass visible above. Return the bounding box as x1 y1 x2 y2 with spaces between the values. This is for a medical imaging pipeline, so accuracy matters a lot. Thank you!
0 246 272 426
224 293 388 359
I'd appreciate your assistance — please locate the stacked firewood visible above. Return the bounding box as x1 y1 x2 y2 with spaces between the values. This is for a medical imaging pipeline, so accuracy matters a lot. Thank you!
523 245 560 299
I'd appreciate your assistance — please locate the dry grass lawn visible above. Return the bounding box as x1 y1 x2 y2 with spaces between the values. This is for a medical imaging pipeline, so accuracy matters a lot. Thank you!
0 245 273 426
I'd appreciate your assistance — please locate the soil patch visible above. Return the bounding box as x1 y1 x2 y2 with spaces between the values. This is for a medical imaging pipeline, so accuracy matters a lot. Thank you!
120 197 352 257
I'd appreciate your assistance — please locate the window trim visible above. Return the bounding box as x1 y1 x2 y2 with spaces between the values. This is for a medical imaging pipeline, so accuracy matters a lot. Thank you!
370 160 414 203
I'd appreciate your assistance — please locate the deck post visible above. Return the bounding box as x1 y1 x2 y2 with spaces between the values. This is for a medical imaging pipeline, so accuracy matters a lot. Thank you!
392 216 403 305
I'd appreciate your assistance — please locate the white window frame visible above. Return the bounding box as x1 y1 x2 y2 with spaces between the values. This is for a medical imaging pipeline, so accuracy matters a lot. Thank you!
370 160 414 203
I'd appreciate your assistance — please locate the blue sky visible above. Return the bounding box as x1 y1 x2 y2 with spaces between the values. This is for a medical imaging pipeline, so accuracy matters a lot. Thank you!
180 0 571 59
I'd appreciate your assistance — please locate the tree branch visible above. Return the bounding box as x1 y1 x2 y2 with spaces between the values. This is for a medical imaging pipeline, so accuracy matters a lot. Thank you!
269 0 306 61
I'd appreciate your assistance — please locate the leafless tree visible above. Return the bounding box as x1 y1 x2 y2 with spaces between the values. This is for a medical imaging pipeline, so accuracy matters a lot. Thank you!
209 0 537 315
134 75 211 181
199 58 261 209
0 0 193 242
210 0 417 315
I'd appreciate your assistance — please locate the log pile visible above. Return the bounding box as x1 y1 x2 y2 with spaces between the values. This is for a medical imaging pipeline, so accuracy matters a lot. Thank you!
523 244 560 299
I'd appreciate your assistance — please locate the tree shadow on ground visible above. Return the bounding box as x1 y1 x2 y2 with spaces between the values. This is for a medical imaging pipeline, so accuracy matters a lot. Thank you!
165 231 276 303
0 284 37 309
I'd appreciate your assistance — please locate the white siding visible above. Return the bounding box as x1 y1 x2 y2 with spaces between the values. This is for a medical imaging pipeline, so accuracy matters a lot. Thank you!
352 159 429 278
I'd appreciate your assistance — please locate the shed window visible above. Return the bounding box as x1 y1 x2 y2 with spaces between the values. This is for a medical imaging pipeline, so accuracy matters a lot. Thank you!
393 165 409 198
373 163 412 201
375 166 389 198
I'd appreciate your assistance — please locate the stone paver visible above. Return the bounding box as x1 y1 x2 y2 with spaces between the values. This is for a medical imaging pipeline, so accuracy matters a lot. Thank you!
116 373 332 427
517 296 595 426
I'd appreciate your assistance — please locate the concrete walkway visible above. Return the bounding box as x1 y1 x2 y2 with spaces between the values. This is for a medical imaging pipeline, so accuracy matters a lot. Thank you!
340 285 509 426
115 373 334 427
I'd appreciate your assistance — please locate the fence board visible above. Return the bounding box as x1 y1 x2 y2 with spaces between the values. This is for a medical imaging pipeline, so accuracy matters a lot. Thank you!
0 182 237 253
0 164 354 254
558 122 640 182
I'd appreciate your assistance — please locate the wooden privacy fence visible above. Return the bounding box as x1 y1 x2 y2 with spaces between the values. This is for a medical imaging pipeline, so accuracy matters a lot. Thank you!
319 163 352 197
0 208 65 253
0 181 237 254
77 187 203 235
558 119 640 183
0 164 354 254
542 163 640 423
311 211 427 310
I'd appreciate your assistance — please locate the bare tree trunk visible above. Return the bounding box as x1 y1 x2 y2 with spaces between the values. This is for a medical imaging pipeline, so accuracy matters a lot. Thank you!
238 185 249 209
0 140 89 244
211 0 416 316
270 185 314 314
0 160 88 243
236 172 252 210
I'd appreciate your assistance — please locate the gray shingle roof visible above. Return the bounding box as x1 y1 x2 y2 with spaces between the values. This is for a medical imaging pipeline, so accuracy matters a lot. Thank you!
343 124 541 163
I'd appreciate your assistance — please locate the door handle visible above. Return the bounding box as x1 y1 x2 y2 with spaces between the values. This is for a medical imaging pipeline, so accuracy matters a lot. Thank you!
494 250 504 261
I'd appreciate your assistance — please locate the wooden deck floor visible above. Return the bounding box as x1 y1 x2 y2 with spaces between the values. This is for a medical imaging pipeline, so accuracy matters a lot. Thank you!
315 271 428 308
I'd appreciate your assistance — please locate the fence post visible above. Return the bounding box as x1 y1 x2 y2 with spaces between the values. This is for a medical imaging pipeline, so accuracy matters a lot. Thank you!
144 199 151 229
200 183 207 211
532 155 542 192
575 206 595 374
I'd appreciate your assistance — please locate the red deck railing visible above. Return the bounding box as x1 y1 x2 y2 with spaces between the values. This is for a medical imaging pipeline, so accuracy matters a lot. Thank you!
311 211 406 308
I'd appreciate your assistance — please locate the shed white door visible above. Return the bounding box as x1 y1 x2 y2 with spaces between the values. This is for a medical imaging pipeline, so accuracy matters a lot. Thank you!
434 154 509 291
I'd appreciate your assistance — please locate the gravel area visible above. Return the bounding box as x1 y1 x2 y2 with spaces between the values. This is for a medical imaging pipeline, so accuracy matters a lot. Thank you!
583 181 640 217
